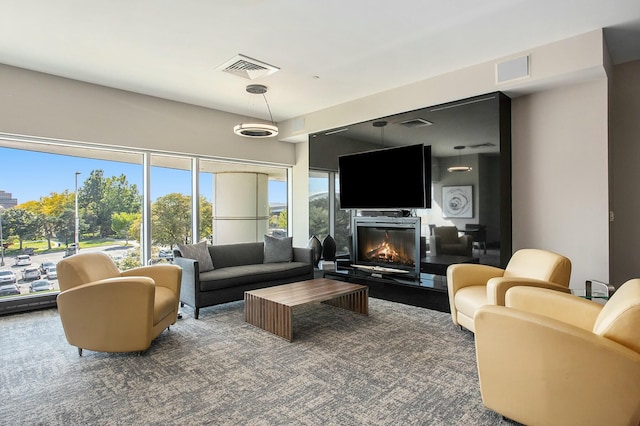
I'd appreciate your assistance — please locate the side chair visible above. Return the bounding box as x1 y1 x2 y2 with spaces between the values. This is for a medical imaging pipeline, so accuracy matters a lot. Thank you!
57 251 182 356
474 279 640 425
447 248 571 332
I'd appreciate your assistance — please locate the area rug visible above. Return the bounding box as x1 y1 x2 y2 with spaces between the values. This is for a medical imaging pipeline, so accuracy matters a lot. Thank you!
0 298 514 425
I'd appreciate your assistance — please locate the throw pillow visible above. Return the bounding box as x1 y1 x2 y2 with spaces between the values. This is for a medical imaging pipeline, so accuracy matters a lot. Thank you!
264 235 293 263
177 241 215 272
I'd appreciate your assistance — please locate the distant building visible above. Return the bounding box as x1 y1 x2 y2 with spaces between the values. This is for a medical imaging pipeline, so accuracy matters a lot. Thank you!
269 202 287 215
0 190 18 209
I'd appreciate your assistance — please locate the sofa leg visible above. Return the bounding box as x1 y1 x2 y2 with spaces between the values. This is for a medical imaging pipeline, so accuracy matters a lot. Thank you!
77 347 83 357
194 308 199 319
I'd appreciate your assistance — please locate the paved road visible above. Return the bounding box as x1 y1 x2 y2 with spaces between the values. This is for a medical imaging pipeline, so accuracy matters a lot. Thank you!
1 244 132 294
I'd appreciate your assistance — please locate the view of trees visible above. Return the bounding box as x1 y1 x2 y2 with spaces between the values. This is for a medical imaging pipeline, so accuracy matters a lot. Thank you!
2 169 215 250
78 170 141 238
151 193 213 247
309 196 350 253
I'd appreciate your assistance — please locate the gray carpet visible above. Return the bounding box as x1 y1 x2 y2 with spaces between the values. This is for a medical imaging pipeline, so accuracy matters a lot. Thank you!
0 298 513 425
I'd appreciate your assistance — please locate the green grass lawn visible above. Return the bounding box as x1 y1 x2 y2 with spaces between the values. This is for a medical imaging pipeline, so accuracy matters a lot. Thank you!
3 238 127 256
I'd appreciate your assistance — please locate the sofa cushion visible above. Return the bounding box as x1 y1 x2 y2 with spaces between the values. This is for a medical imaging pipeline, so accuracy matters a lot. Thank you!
199 262 311 291
455 285 487 319
177 241 214 272
209 242 264 268
264 235 293 263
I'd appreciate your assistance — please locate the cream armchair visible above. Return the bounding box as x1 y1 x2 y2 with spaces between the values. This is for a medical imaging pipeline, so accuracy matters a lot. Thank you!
474 280 640 426
429 226 473 256
57 252 182 355
447 248 571 332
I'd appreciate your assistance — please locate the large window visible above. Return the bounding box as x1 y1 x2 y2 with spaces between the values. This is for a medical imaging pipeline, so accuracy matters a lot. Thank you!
334 174 351 256
0 138 289 312
150 155 193 264
309 170 351 257
309 171 329 241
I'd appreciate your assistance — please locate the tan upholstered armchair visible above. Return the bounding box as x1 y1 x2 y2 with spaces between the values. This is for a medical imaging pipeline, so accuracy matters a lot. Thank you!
446 248 571 332
57 252 182 355
474 280 640 426
429 226 473 256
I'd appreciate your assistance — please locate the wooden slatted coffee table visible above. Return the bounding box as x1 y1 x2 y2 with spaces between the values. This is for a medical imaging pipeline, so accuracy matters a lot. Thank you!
244 278 368 341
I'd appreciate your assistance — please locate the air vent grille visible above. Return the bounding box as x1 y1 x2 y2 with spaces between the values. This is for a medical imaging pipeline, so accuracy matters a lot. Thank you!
216 54 280 80
398 118 433 128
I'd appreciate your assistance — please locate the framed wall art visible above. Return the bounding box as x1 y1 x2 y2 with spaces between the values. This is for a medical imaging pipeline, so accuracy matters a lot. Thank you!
442 185 473 218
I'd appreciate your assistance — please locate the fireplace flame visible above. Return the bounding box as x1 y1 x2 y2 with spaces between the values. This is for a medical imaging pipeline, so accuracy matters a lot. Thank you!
363 231 411 265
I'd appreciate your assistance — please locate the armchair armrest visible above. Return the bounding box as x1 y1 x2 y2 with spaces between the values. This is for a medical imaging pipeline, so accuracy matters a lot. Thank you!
428 236 440 255
121 264 182 296
56 277 155 353
504 285 603 331
460 234 473 248
474 305 640 426
447 263 505 293
292 247 313 265
485 276 571 306
173 256 200 308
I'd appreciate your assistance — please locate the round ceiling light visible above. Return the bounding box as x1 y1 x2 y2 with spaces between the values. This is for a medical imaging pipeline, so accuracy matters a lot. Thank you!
447 165 473 172
233 123 279 138
447 145 473 172
234 84 279 138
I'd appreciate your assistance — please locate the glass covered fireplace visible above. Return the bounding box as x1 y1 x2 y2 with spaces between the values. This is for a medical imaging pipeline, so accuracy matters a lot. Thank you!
352 216 421 276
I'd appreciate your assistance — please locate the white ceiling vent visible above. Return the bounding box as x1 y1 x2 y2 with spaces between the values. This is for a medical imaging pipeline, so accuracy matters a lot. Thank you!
398 118 433 128
216 54 280 80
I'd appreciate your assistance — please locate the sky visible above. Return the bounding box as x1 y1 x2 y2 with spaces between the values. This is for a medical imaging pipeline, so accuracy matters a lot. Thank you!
0 147 288 205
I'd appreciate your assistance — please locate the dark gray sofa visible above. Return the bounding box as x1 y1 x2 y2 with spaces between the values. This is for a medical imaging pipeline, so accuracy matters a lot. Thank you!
173 241 314 319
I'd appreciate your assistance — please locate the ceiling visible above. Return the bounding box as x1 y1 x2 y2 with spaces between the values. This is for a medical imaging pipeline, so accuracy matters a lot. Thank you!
1 0 640 127
312 93 503 158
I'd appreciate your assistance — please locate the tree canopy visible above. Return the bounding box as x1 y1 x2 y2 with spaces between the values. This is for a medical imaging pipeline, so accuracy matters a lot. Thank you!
8 169 214 250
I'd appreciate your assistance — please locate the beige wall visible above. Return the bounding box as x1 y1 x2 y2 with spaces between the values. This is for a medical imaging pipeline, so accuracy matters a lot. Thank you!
511 80 610 288
610 60 640 285
0 63 296 165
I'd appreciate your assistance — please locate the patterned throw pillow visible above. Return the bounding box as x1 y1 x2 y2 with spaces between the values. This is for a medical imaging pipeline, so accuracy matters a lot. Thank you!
177 241 215 272
263 235 293 263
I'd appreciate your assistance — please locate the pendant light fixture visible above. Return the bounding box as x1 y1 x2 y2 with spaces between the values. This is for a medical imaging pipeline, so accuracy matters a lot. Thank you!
373 120 388 147
234 84 279 138
448 145 472 172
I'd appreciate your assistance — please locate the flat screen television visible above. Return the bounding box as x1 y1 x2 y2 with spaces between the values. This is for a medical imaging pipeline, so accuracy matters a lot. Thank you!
338 144 431 209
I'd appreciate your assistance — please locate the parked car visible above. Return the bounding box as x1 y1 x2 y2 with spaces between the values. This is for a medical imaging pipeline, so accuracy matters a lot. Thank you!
39 261 56 275
29 279 54 293
46 266 57 280
15 254 31 266
64 244 80 257
158 249 174 260
0 283 20 296
22 267 41 281
0 270 17 284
